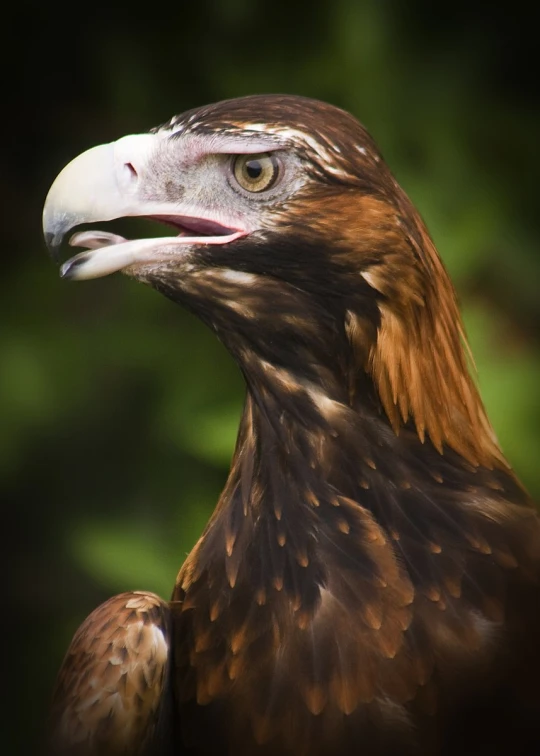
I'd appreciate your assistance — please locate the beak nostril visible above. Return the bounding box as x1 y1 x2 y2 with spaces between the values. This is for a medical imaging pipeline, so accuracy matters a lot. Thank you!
125 162 138 179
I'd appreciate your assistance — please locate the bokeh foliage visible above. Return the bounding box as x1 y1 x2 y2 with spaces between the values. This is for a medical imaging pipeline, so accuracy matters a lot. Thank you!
3 2 539 752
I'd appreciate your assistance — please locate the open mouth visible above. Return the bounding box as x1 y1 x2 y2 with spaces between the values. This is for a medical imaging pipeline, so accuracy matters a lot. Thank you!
149 214 240 237
60 215 247 281
41 135 251 281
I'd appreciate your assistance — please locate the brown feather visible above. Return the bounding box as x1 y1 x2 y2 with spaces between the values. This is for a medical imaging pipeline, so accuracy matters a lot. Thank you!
49 592 172 756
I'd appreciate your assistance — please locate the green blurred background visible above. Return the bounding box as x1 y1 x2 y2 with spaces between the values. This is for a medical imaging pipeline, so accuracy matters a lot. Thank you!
3 1 539 752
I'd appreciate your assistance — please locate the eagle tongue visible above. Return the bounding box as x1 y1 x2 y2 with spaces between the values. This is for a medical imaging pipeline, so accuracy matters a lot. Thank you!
69 230 127 250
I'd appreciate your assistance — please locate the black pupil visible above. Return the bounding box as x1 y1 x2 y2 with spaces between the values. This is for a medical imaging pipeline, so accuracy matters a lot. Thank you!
245 159 263 180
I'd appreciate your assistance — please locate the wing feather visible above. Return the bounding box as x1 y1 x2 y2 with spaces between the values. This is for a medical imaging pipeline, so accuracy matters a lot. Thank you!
49 591 173 756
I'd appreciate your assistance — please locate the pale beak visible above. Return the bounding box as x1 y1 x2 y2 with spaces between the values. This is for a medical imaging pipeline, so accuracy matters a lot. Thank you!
42 133 246 280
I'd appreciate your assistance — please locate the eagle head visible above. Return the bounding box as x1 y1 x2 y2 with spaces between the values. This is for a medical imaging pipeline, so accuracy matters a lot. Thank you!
43 94 501 468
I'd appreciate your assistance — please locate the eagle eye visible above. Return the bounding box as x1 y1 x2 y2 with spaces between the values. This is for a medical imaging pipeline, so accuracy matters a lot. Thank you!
232 153 279 193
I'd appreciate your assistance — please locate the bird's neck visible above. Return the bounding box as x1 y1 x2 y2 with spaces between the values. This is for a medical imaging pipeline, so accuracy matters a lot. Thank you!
207 347 512 541
175 338 528 622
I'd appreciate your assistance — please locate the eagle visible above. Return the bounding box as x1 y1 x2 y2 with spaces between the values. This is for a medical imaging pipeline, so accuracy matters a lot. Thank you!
42 95 540 756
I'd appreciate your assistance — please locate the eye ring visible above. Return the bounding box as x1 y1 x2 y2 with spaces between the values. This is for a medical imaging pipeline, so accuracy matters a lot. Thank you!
232 153 279 193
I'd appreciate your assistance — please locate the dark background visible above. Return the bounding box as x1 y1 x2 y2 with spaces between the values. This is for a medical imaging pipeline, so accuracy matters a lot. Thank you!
3 2 539 753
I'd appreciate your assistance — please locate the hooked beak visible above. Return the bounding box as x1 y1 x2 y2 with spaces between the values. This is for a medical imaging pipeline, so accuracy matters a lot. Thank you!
42 133 246 280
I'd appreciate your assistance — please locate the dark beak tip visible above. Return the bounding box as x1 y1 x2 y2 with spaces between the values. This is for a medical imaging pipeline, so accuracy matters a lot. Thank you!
59 263 72 279
60 254 89 280
44 231 64 263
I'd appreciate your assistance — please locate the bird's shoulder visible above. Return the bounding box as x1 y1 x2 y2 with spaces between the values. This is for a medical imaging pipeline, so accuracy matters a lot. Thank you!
49 591 173 756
